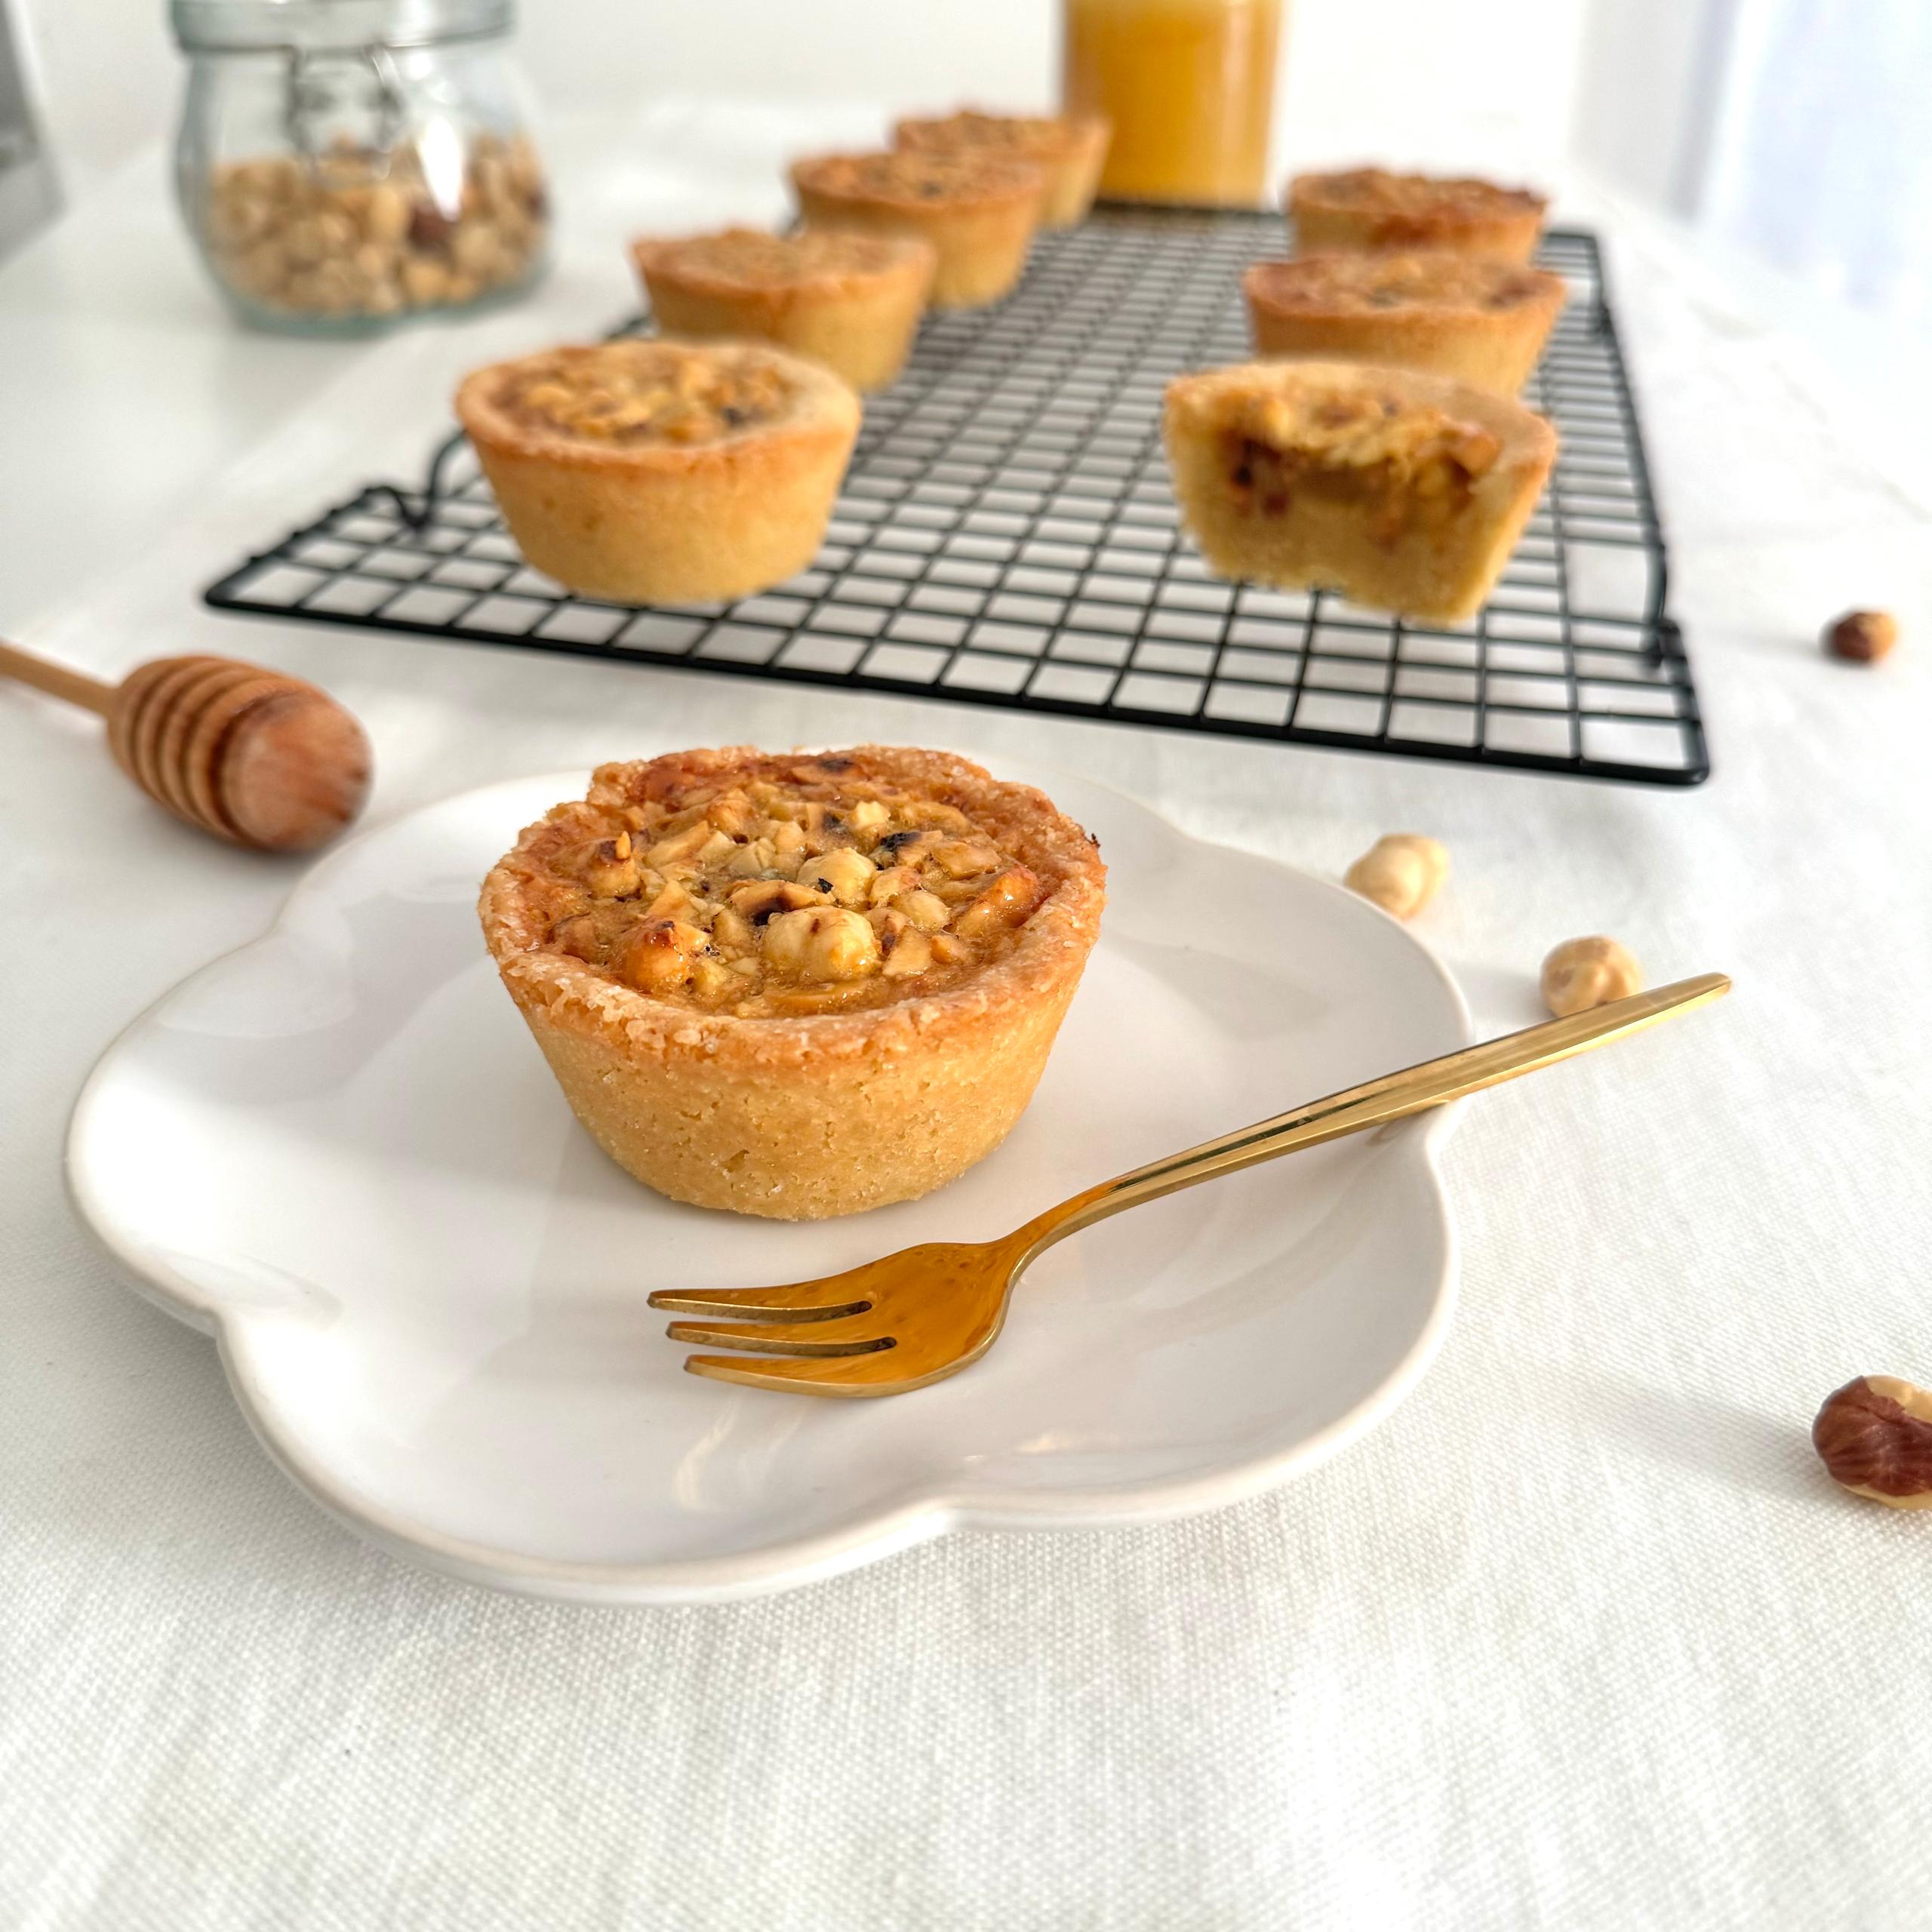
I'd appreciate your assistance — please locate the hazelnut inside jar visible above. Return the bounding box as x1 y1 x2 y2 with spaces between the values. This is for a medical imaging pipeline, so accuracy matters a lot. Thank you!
171 0 551 334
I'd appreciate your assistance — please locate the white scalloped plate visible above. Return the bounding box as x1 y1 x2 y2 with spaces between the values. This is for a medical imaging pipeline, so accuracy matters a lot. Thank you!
66 761 1470 1604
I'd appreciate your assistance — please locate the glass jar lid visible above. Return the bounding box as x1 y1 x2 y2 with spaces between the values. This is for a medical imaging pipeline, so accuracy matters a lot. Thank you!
171 0 513 52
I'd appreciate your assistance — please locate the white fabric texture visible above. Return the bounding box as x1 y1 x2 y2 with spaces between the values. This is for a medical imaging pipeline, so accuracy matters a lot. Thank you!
3 107 1931 1931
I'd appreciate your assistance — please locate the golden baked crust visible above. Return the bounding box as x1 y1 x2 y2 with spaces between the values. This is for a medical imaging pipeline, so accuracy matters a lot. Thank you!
1287 168 1547 263
1244 251 1567 395
630 227 937 392
454 340 860 604
893 109 1112 228
791 149 1044 309
1164 360 1556 622
480 747 1106 1218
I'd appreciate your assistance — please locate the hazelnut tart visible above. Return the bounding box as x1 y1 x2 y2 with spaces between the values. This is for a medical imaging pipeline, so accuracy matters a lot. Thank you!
791 149 1044 309
1287 168 1548 265
454 338 860 605
1244 251 1567 396
479 747 1107 1219
630 227 937 393
1164 359 1557 623
892 109 1112 229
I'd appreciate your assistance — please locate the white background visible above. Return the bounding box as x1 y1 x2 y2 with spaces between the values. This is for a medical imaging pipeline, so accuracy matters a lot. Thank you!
3 106 1930 1923
30 0 1927 471
5 11 1932 1927
23 0 1592 192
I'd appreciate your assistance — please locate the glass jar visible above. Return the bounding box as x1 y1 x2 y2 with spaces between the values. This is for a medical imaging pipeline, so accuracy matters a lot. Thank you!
171 0 551 334
1062 0 1284 207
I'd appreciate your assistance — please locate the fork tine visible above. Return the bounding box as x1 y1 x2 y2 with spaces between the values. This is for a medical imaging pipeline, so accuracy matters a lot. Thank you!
647 1277 875 1319
663 1315 893 1358
681 1349 922 1397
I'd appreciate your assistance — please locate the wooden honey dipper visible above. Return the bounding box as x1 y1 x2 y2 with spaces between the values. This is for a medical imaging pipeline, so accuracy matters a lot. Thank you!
0 638 372 853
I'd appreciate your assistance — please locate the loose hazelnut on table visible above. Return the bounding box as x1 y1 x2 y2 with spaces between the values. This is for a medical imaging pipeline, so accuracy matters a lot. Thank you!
1540 936 1640 1017
1343 834 1447 921
1811 1377 1932 1509
1823 609 1899 663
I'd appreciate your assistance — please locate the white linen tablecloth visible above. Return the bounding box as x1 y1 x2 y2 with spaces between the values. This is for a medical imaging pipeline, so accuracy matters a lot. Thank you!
3 105 1930 1931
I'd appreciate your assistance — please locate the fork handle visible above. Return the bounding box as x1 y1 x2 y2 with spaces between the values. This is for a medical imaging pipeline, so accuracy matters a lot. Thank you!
1012 972 1730 1260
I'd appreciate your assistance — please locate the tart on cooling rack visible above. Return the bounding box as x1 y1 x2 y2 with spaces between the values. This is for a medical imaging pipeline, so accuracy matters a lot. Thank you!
1287 168 1548 263
1243 251 1567 395
790 150 1044 309
1164 360 1557 623
454 339 860 605
891 109 1112 229
630 227 937 392
479 747 1107 1220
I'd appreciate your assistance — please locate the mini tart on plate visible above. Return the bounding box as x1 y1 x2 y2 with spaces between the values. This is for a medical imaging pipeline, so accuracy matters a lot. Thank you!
1287 168 1548 264
1243 251 1567 395
629 227 937 393
790 149 1044 309
479 746 1107 1220
1164 360 1557 623
454 339 860 605
892 109 1112 229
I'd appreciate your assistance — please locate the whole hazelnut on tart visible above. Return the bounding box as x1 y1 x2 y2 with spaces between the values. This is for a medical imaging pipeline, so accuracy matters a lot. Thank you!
1541 936 1640 1017
1812 1377 1932 1509
1823 609 1898 663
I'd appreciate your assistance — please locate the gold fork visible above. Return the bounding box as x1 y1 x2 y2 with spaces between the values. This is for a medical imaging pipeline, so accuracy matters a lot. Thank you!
649 971 1730 1396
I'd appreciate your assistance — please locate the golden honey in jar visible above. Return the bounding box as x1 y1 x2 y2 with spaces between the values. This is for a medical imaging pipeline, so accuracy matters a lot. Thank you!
1062 0 1284 207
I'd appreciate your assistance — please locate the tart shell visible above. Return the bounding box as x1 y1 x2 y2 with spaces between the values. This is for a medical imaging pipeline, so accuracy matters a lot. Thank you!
631 230 937 392
454 341 860 605
1244 254 1567 395
892 112 1112 229
1287 170 1547 264
478 746 1107 1220
791 152 1043 309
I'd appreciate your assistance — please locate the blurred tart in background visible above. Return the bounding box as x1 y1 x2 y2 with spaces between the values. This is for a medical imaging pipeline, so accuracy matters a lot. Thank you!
791 150 1044 309
631 227 936 392
892 109 1112 229
455 339 859 604
1243 251 1567 395
1287 168 1548 263
1164 358 1556 622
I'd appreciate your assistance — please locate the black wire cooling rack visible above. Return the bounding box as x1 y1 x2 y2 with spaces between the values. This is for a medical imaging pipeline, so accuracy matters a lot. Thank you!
205 209 1708 786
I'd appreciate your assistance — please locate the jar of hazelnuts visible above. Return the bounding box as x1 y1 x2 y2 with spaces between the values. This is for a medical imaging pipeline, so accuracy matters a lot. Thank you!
170 0 550 334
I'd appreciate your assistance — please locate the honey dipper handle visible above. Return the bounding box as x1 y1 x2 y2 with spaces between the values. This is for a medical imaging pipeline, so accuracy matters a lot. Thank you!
0 638 117 717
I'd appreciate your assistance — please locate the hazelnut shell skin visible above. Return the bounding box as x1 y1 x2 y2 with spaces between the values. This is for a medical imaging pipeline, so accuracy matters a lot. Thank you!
1823 610 1898 663
1811 1376 1932 1509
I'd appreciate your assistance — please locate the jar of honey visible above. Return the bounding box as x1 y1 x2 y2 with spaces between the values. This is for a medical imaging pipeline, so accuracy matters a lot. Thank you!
1062 0 1284 207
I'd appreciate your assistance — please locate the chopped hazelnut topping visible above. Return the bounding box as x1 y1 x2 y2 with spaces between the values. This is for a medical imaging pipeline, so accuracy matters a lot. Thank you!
1297 168 1543 222
521 755 1046 1014
1220 387 1503 542
497 341 796 446
635 226 924 289
897 112 1088 162
1246 251 1558 318
793 149 1041 208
